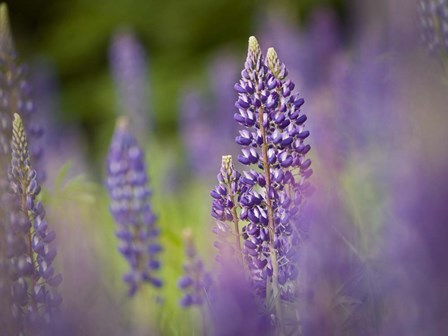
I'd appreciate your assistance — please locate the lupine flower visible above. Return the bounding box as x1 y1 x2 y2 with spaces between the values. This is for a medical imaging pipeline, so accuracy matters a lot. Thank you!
178 228 212 308
208 53 240 142
304 9 341 89
180 54 240 181
109 29 151 141
210 155 243 265
258 8 341 93
233 37 313 332
257 8 305 89
179 86 218 178
106 117 162 296
6 113 62 334
31 61 88 187
0 4 45 183
419 0 448 56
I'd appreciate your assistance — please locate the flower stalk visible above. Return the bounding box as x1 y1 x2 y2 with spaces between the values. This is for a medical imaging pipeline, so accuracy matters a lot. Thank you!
8 113 62 334
233 36 313 335
106 117 162 296
211 155 244 266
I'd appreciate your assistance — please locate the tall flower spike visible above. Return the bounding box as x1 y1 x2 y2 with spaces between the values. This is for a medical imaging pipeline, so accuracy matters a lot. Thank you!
109 29 151 142
7 113 62 334
210 155 243 266
106 117 162 296
178 229 212 308
234 36 313 332
179 86 218 178
0 4 45 182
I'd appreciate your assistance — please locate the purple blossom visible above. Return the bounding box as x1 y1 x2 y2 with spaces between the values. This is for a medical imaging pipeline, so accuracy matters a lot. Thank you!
109 29 151 141
210 261 272 336
258 8 341 93
208 52 240 142
31 61 88 188
106 117 162 296
210 155 243 266
179 86 219 178
6 113 62 334
178 229 212 308
234 37 313 303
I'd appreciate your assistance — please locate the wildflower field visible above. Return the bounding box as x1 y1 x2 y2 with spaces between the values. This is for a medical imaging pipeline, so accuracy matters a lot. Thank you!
1 0 448 335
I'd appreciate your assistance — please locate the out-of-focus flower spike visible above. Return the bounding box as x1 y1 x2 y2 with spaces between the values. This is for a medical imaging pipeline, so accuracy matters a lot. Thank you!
179 86 218 178
0 4 45 183
109 29 151 142
419 0 448 58
106 116 162 296
178 228 212 308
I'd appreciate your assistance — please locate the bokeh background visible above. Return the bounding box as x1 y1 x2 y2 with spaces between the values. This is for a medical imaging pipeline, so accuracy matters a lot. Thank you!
3 0 448 335
7 0 347 164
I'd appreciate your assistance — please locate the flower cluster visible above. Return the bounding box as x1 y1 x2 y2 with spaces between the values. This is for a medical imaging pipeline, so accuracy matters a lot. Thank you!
233 36 313 301
0 4 45 182
178 229 212 307
106 117 162 296
7 113 62 334
210 155 243 265
419 0 448 55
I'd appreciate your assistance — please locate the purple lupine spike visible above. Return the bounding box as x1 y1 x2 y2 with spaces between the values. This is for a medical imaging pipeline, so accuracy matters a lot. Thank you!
109 29 151 141
179 86 219 178
0 5 45 183
305 9 341 88
210 155 244 266
419 0 448 55
257 9 305 89
258 8 341 92
106 117 162 296
234 37 313 330
178 229 212 308
208 53 240 142
6 113 61 334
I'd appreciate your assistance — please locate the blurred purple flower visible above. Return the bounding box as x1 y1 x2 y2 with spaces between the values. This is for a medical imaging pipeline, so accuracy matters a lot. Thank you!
109 29 151 141
179 86 220 178
418 0 448 55
314 30 395 173
257 8 305 89
303 8 341 88
211 260 272 336
179 53 241 180
258 7 341 92
0 5 45 183
106 117 162 296
178 229 212 308
31 60 87 187
208 52 240 142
